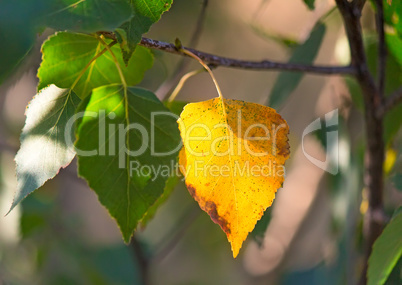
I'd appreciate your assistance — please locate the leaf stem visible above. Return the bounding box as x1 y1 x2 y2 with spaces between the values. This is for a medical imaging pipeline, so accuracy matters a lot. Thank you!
95 35 127 88
70 39 117 90
95 35 132 228
179 47 223 99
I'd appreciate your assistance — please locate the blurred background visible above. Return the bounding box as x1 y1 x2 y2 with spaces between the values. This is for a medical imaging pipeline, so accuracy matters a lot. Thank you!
1 0 401 284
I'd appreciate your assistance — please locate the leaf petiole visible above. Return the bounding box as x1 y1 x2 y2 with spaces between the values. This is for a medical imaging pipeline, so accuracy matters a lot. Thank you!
70 39 117 91
95 34 127 88
178 46 224 99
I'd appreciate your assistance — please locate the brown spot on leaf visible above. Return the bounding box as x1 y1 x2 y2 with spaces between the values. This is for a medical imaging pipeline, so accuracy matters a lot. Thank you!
278 139 290 157
187 184 196 198
186 184 231 234
204 201 231 234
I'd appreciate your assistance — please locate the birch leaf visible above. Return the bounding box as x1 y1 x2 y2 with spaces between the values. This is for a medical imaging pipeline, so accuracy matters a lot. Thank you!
116 0 173 64
368 210 402 285
75 85 181 242
38 32 153 99
178 98 290 257
11 85 80 212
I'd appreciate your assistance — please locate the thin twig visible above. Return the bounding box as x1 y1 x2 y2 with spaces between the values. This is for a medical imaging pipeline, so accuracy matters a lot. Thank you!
96 35 127 87
71 39 117 90
335 0 386 284
98 32 356 75
377 86 402 117
156 0 209 99
375 0 386 99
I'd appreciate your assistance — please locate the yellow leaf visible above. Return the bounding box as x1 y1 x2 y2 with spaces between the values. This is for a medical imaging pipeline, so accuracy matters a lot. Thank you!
384 148 397 175
178 97 290 258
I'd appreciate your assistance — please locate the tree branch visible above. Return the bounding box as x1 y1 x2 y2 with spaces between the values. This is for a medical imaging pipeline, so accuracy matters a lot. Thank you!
335 1 385 284
352 0 367 11
99 32 356 75
375 0 387 99
156 0 209 100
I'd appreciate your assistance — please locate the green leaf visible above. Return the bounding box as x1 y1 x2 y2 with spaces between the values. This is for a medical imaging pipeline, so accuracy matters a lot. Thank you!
386 33 402 66
139 100 186 227
164 100 188 116
0 0 132 84
38 32 154 99
75 84 181 242
368 211 402 285
140 173 180 227
39 0 132 33
303 0 315 10
384 0 402 36
2 0 132 34
267 22 326 109
385 258 402 285
116 0 173 64
10 85 80 212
